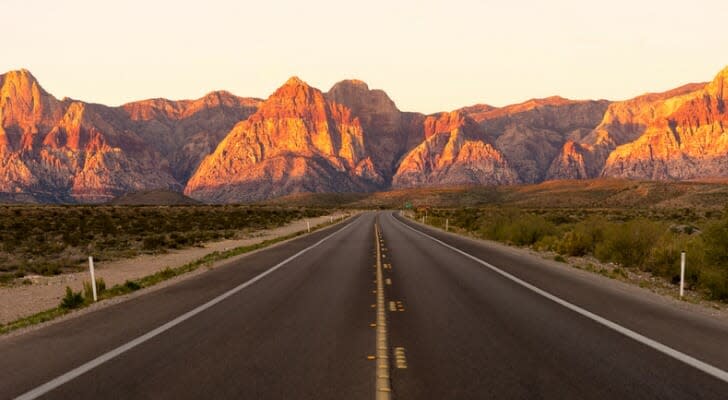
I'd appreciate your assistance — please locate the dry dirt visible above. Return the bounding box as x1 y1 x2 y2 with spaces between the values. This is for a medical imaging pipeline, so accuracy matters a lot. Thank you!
0 213 347 324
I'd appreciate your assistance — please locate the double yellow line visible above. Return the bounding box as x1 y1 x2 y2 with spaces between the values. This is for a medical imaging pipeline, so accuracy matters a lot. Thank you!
374 222 391 399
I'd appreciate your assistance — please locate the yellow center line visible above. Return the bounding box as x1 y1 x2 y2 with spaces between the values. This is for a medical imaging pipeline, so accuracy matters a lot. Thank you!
374 222 392 399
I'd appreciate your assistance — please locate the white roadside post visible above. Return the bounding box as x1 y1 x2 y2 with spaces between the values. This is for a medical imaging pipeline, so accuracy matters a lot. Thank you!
446 218 449 232
307 220 311 233
88 256 98 302
680 251 686 299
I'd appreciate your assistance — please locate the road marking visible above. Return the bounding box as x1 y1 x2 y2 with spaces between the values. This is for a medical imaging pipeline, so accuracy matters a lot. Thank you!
395 215 728 384
14 216 361 400
374 222 392 400
388 300 405 312
394 347 408 369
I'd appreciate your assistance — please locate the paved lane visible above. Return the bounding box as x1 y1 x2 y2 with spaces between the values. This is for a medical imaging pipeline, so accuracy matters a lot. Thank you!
0 213 376 400
380 211 728 399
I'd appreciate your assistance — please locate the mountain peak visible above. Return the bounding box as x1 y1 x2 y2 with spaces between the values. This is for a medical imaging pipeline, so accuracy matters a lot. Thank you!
1 68 41 89
330 79 370 92
704 65 728 100
283 76 309 88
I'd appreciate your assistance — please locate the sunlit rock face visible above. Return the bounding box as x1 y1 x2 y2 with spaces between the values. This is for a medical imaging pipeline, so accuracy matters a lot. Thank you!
392 111 519 188
548 69 727 181
185 77 385 203
461 97 610 183
0 69 260 202
601 68 728 179
3 66 728 203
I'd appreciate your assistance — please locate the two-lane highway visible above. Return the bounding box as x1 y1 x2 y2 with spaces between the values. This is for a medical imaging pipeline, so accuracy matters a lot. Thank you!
1 210 728 399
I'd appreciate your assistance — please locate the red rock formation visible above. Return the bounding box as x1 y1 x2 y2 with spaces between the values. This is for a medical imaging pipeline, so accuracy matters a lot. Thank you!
392 111 518 187
548 82 708 180
185 77 384 202
0 69 259 202
326 80 422 180
462 97 610 183
121 91 260 182
3 65 728 203
601 68 728 179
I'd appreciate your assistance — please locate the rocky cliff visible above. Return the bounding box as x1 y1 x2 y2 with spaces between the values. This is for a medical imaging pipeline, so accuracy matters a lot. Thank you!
2 66 728 203
601 68 727 179
547 80 714 180
185 77 384 202
462 97 610 183
0 69 259 202
392 111 518 187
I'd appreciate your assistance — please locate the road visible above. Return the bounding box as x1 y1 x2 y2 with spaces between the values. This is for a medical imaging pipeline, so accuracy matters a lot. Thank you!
1 211 727 399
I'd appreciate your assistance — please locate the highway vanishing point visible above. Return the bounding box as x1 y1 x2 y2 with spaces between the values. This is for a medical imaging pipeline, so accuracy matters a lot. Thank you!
2 212 728 399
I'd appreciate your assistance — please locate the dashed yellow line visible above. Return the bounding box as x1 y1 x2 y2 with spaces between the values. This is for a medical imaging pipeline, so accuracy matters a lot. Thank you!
394 347 408 369
374 222 391 399
389 300 405 312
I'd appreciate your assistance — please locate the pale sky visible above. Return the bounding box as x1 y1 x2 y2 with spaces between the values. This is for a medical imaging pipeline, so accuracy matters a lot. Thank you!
3 0 727 114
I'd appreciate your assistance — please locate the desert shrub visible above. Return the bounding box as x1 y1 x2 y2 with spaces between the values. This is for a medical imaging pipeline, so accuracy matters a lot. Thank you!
504 213 556 246
594 219 665 268
31 262 62 276
83 278 106 300
535 235 560 252
701 216 728 267
699 267 728 301
142 234 167 251
60 287 84 309
643 231 698 283
556 217 608 256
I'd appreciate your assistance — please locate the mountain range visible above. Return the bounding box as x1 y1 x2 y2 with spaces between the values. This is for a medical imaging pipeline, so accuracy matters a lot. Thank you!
0 66 726 203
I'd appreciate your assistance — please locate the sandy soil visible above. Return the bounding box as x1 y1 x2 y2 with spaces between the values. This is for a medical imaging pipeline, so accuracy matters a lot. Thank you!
0 213 348 324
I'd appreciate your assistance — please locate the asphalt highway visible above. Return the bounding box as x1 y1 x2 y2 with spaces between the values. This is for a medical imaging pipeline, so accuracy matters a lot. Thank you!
1 211 727 399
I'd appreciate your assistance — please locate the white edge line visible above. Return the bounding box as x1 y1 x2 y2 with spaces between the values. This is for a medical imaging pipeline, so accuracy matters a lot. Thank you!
392 213 728 384
15 216 360 400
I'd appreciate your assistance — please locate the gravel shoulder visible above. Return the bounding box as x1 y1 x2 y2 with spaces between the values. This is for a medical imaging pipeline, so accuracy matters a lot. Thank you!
0 213 347 324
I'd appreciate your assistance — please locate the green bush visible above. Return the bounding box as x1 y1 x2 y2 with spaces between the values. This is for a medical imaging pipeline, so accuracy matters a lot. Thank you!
60 287 84 309
505 214 556 246
594 219 665 268
142 235 167 251
701 217 728 266
556 217 607 256
700 267 728 301
644 233 688 279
